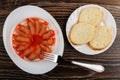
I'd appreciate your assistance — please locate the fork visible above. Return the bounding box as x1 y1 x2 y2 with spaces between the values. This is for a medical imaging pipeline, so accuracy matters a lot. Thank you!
44 53 105 73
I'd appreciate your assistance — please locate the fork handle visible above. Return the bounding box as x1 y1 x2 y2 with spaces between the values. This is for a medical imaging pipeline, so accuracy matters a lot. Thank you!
72 61 105 73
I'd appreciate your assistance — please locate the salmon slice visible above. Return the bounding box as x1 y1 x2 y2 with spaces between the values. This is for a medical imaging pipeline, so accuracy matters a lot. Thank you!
18 24 31 38
32 18 41 35
26 18 35 35
15 27 28 38
14 44 29 51
12 40 29 46
42 30 55 40
31 17 39 20
13 34 30 42
38 53 44 60
42 38 55 46
23 46 34 56
40 43 51 53
27 45 41 60
39 21 48 36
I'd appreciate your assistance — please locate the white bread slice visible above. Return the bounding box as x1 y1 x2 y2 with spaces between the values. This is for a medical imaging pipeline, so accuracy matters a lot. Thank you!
69 23 95 45
89 25 112 50
79 7 103 26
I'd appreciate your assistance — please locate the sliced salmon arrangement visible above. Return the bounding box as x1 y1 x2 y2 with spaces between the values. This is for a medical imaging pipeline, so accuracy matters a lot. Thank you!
12 17 56 61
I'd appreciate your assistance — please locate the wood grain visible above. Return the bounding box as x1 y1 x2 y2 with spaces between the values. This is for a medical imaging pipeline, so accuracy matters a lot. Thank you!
0 0 120 79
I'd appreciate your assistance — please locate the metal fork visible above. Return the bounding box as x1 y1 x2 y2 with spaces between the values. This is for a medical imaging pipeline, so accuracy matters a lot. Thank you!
44 53 105 73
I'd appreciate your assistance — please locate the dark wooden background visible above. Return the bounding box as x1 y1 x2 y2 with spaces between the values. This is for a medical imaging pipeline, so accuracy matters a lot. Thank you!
0 0 120 80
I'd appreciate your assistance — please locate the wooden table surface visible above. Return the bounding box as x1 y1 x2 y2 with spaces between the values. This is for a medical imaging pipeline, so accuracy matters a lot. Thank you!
0 0 120 80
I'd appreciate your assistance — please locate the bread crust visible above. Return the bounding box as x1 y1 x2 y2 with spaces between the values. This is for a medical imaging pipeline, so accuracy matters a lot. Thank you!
79 7 104 26
89 26 112 50
69 22 95 45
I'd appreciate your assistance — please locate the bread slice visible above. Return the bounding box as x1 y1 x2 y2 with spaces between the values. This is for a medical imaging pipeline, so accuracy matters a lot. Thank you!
89 25 112 50
69 22 95 45
79 7 103 26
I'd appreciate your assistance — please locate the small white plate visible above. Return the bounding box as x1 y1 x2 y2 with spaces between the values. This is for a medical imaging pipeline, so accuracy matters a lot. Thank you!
66 4 117 55
3 5 64 74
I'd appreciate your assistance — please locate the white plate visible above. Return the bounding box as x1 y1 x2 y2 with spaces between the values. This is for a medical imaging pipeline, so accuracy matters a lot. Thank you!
66 4 117 55
3 5 64 74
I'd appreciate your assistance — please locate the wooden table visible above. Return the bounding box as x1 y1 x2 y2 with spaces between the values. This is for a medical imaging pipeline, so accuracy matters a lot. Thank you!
0 0 120 79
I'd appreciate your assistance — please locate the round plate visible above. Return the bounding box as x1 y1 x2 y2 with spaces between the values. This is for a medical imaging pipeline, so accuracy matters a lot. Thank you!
3 5 64 74
66 4 117 55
